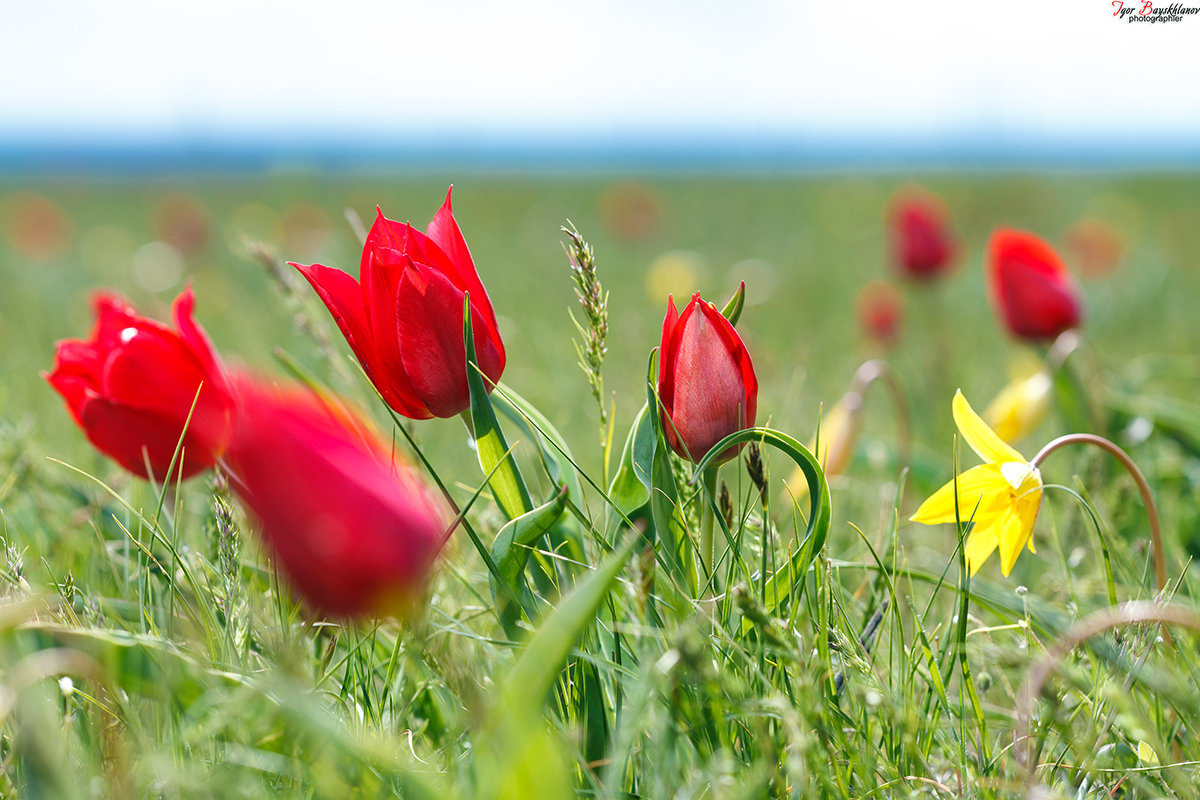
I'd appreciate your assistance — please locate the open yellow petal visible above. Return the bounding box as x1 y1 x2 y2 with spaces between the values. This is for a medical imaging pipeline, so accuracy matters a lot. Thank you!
1016 483 1043 555
910 464 1009 526
964 518 1001 575
953 389 1026 465
997 509 1033 576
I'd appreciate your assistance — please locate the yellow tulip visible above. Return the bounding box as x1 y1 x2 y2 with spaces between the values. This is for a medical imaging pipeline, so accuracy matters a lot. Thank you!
911 390 1043 576
983 368 1052 443
785 396 861 500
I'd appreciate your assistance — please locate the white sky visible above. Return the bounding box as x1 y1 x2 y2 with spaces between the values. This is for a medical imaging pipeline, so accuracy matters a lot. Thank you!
3 0 1199 145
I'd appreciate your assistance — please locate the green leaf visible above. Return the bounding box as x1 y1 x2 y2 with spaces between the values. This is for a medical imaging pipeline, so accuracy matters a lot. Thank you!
688 428 831 635
606 403 653 523
492 384 586 562
493 384 584 506
645 349 696 596
476 536 635 799
490 486 571 630
465 295 533 520
720 280 746 326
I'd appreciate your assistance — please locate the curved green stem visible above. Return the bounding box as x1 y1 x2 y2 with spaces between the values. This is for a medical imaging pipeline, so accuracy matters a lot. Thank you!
1031 433 1166 593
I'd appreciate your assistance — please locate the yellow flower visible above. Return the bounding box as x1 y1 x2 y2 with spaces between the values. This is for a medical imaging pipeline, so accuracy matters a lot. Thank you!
911 390 1043 576
785 395 861 499
983 365 1052 444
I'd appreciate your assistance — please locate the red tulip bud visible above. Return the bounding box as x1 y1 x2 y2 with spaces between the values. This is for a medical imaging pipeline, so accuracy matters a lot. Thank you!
291 187 504 419
888 189 959 281
657 292 758 464
988 228 1082 341
45 287 234 480
225 380 448 619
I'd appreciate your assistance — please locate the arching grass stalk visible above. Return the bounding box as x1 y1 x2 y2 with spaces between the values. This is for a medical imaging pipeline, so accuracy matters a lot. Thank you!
1030 433 1167 593
1015 601 1200 795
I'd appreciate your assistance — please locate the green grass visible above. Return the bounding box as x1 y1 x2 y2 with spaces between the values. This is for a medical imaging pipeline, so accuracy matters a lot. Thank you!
1 170 1200 797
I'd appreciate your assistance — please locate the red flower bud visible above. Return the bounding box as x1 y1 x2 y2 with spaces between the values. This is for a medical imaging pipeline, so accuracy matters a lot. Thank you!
225 380 448 619
45 287 234 480
888 189 959 281
988 228 1083 341
657 292 758 464
292 188 504 419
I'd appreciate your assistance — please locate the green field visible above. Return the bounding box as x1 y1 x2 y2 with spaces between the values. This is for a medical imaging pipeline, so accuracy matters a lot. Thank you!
1 170 1200 797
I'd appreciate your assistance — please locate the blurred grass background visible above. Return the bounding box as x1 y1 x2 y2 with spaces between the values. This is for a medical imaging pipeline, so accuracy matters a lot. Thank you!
3 171 1198 485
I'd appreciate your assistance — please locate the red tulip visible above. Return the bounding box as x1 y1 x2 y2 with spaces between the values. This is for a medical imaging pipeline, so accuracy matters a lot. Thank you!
888 189 958 281
658 292 758 464
225 379 448 619
292 188 504 419
855 280 904 348
45 287 234 480
988 228 1083 341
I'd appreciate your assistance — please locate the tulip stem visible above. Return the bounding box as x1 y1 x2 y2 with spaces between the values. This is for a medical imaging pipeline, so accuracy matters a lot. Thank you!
1030 433 1167 593
849 358 913 474
699 466 719 596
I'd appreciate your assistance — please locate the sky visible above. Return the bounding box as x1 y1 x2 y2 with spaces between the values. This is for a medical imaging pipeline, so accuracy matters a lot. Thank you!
4 0 1200 164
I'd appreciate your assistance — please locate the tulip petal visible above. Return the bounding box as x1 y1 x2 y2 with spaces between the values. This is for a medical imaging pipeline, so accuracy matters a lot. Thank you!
395 262 503 419
293 260 432 420
425 187 496 321
964 517 1001 575
227 383 446 618
989 228 1082 340
171 286 224 381
79 398 214 480
699 299 758 432
657 295 681 411
952 389 1025 465
997 510 1030 576
100 327 205 413
909 463 1010 526
663 297 748 461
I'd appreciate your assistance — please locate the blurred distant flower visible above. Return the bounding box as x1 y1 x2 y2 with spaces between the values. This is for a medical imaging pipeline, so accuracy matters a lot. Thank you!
45 287 234 480
811 396 860 478
1 192 74 261
888 188 958 281
292 188 504 419
1064 219 1126 279
911 390 1043 576
785 359 910 499
988 228 1082 341
658 292 758 464
983 366 1052 444
154 192 211 256
645 250 704 304
598 180 661 241
855 280 904 347
282 203 334 260
226 380 447 619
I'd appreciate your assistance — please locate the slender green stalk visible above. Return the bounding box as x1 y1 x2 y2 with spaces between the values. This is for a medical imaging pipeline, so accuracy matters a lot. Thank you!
698 466 718 597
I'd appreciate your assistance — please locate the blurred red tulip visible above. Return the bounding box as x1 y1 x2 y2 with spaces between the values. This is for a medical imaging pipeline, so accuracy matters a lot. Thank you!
988 228 1083 341
226 380 448 619
855 280 904 348
292 188 504 419
888 189 958 281
658 291 758 464
45 287 234 480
